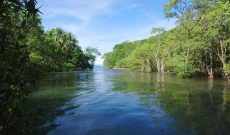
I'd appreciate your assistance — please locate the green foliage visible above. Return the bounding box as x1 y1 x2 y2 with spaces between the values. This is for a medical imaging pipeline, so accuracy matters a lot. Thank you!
226 63 230 74
0 0 100 133
84 47 101 68
103 41 140 68
103 52 117 68
166 54 197 77
104 0 230 78
0 0 39 133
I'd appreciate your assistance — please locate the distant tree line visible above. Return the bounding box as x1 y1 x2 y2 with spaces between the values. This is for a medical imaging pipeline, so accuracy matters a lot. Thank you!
104 0 230 78
0 0 100 133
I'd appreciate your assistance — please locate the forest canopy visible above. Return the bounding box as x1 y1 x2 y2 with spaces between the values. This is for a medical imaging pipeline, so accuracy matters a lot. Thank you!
103 0 230 78
0 0 100 133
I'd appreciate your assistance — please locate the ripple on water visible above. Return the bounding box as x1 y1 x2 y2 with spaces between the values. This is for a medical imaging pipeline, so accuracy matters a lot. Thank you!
32 67 229 135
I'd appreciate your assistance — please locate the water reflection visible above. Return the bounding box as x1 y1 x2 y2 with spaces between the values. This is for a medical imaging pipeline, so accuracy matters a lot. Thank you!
18 66 230 135
158 79 230 135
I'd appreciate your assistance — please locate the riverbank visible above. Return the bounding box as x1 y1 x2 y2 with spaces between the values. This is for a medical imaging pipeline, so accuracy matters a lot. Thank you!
112 67 129 70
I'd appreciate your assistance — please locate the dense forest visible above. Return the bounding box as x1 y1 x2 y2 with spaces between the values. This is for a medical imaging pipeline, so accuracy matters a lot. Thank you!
104 0 230 78
0 0 100 133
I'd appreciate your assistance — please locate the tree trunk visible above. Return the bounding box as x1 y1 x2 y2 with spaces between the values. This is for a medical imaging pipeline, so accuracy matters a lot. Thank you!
160 60 164 74
207 67 214 79
147 59 152 73
156 59 161 73
217 39 227 77
208 51 214 79
141 63 144 72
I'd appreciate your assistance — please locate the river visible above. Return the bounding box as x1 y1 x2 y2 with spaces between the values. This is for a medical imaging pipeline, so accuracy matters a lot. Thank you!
24 66 230 135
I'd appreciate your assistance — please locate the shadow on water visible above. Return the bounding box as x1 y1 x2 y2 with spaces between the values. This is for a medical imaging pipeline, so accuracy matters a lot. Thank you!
158 78 230 135
16 67 230 135
108 70 230 135
17 70 95 135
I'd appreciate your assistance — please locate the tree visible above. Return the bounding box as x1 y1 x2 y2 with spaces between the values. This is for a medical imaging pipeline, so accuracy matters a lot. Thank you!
200 1 230 77
104 0 230 79
0 1 101 133
0 0 39 133
84 47 101 68
151 27 166 73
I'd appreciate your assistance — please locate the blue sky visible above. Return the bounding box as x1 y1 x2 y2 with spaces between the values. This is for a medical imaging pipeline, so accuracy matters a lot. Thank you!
38 0 176 65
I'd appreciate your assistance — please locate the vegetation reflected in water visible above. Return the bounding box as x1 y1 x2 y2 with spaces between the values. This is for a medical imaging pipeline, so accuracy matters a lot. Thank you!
21 67 230 135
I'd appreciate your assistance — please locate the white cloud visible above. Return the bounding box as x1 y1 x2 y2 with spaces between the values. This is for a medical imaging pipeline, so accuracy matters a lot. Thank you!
39 0 121 23
57 19 176 65
38 0 176 65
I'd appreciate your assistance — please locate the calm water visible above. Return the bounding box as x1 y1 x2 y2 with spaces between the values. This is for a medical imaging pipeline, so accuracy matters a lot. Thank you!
26 66 230 135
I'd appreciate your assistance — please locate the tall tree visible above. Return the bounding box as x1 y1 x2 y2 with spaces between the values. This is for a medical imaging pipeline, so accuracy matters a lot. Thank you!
0 0 39 133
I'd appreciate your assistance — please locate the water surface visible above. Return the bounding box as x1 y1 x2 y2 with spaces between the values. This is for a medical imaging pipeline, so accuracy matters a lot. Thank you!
26 66 230 135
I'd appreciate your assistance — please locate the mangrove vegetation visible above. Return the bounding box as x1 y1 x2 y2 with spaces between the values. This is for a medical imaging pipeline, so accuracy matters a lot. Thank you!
104 0 230 78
